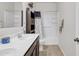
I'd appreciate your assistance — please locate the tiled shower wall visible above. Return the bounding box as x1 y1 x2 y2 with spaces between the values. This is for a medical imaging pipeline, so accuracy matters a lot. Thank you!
34 2 58 45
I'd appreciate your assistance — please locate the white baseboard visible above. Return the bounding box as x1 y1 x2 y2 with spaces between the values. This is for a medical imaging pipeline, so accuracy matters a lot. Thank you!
58 44 65 56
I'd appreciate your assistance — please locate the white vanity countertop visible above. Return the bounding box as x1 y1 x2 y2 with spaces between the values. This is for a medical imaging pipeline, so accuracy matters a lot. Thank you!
0 34 39 56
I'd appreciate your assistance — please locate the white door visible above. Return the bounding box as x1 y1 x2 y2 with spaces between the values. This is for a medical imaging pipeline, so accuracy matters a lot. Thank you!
75 3 79 56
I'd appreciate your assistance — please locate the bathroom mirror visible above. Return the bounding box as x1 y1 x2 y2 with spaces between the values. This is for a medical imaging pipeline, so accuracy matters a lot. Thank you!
0 2 23 28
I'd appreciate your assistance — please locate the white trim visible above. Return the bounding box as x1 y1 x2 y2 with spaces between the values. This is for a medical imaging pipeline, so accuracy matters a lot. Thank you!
58 43 65 56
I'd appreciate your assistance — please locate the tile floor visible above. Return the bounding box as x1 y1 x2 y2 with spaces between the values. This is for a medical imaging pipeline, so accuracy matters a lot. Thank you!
39 45 64 56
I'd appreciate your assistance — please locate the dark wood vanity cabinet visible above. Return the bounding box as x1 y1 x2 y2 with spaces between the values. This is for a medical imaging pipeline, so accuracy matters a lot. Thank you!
24 36 39 56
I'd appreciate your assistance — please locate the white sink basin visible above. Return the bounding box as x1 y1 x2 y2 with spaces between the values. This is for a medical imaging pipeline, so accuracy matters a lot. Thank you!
0 48 17 56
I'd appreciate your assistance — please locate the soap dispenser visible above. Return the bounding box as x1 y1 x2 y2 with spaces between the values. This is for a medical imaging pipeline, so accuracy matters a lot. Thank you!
1 37 10 44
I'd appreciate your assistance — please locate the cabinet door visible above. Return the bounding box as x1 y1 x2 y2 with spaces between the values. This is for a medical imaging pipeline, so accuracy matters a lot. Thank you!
24 36 39 56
